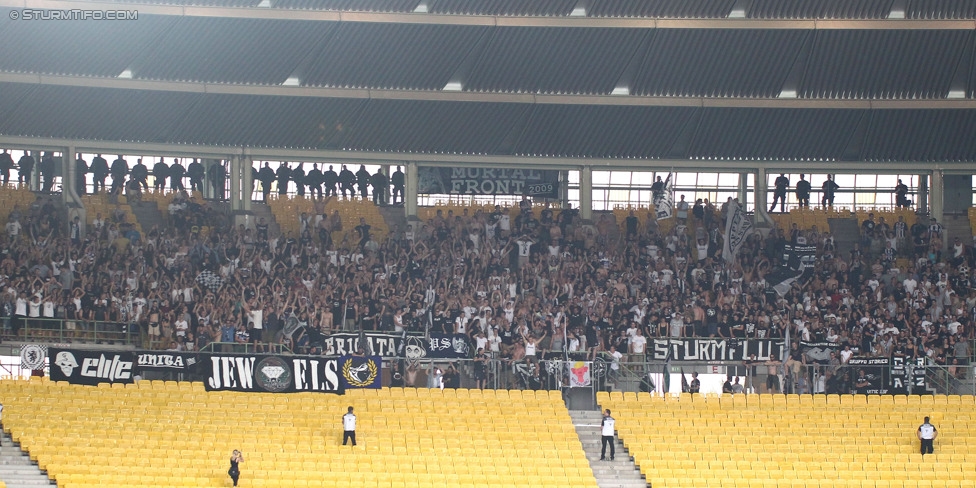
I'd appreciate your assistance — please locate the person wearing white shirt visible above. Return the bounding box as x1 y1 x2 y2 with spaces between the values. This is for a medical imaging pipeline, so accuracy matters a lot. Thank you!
342 406 357 446
917 417 938 455
174 316 189 338
243 297 265 353
28 295 41 318
600 409 616 461
629 328 647 356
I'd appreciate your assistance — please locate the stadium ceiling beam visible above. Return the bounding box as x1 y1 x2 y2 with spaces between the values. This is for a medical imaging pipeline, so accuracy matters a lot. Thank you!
4 73 976 110
3 0 976 30
1 134 973 174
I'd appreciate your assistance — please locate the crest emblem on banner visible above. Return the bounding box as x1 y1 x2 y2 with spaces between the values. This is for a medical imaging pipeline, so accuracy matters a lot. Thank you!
404 336 428 359
342 356 380 388
20 344 47 370
255 357 291 393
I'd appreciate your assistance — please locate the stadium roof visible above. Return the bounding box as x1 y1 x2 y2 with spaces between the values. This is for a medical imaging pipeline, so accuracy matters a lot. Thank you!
1 0 975 162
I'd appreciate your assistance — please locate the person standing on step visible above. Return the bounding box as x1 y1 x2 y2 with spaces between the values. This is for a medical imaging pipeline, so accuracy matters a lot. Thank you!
257 162 275 201
187 158 205 194
342 406 357 446
795 174 811 208
228 449 243 487
110 155 129 194
0 149 12 186
90 154 109 194
152 158 168 191
339 165 356 199
770 173 789 213
391 166 405 205
600 408 615 461
356 165 371 200
324 165 339 197
821 174 839 208
131 158 149 192
917 417 937 456
17 152 34 189
169 158 186 192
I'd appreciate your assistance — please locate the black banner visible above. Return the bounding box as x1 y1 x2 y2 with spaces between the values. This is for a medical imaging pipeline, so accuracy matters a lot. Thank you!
650 339 785 362
848 357 891 394
768 239 817 296
204 354 343 394
49 348 135 385
136 352 199 372
323 332 470 359
423 334 472 359
845 356 927 395
799 341 841 364
417 167 560 198
340 356 382 389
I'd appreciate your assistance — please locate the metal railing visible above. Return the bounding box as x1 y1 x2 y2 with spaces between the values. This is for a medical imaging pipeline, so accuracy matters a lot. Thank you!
599 360 975 396
198 341 292 355
1 316 140 347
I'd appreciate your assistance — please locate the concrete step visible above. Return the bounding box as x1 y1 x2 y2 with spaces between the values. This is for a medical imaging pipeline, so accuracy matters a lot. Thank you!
377 204 407 234
569 410 648 488
0 431 55 487
251 203 281 236
944 213 972 247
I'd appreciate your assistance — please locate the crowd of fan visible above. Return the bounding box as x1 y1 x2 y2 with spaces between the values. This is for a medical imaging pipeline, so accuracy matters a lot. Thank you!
1 170 974 389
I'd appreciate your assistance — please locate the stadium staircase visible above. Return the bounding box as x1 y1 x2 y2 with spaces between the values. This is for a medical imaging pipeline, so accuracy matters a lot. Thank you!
0 431 53 488
570 410 648 488
377 204 407 235
128 197 166 234
943 213 973 247
250 203 282 236
827 217 860 258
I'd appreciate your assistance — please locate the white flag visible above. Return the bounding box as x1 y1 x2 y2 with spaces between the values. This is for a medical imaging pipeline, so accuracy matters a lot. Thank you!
653 173 673 221
568 360 591 387
722 200 753 263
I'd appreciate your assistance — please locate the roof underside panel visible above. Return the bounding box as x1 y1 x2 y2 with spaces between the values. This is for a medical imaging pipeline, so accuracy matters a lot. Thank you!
0 11 174 77
134 18 334 84
0 85 199 143
800 30 970 99
100 0 260 5
906 0 976 19
862 110 976 161
747 0 894 19
464 27 646 94
337 100 529 154
429 0 577 16
514 105 696 158
689 108 863 160
302 24 486 90
0 83 38 122
272 0 421 11
587 0 735 18
633 29 807 97
167 95 366 148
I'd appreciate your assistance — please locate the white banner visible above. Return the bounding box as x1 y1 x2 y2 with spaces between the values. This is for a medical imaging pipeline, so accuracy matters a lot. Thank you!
722 200 752 263
567 360 592 387
653 173 674 221
20 344 47 370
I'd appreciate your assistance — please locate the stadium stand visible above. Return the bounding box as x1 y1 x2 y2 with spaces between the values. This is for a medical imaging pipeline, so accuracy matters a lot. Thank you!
0 188 35 230
267 196 389 244
598 391 976 488
0 379 596 488
79 194 141 235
